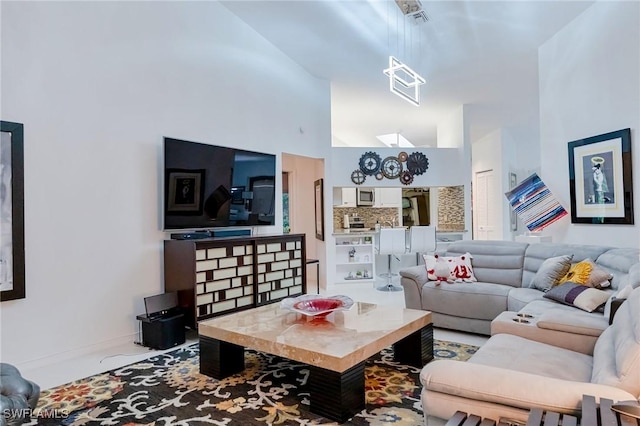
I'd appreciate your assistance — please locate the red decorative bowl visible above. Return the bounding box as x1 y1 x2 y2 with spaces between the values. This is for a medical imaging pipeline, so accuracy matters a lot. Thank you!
294 298 343 314
281 295 354 318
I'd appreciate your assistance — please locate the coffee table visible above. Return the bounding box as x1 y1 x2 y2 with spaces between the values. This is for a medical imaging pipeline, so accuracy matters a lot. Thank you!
198 301 433 423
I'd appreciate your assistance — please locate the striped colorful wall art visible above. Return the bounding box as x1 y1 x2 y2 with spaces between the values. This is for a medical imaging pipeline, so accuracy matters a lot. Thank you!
505 173 568 232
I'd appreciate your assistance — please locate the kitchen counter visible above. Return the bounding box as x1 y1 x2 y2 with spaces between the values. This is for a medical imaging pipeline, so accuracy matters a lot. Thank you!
332 229 378 236
435 230 466 242
333 226 424 236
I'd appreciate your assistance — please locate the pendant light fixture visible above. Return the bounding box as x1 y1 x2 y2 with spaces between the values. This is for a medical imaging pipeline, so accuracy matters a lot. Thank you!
383 0 428 106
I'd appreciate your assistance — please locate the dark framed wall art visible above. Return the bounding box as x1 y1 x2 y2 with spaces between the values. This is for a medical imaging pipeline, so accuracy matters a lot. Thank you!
567 128 634 224
165 168 205 215
0 121 25 301
314 178 324 241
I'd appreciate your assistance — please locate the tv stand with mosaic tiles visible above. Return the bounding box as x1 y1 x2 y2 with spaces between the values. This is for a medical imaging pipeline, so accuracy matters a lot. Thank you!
164 233 306 329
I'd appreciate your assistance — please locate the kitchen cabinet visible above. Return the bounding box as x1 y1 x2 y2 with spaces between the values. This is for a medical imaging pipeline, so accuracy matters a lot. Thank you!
334 187 357 207
374 188 401 207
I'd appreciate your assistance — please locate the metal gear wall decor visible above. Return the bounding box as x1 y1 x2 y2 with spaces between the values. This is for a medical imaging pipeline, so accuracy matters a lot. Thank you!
400 171 414 185
381 156 402 179
349 150 430 185
358 151 382 176
351 169 366 185
406 152 429 175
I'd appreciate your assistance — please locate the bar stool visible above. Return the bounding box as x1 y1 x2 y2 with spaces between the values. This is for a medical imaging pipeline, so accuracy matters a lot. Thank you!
407 226 436 265
376 227 407 292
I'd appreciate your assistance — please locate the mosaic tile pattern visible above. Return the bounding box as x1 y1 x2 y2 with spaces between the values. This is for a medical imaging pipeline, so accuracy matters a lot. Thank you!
332 207 400 231
437 186 465 231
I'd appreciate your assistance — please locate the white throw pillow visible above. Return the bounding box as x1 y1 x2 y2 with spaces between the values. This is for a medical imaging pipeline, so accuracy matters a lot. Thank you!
446 253 477 283
423 253 477 283
423 254 452 282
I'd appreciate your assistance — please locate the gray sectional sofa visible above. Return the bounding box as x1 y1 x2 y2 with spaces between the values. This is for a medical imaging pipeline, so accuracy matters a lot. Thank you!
399 240 640 347
420 284 640 423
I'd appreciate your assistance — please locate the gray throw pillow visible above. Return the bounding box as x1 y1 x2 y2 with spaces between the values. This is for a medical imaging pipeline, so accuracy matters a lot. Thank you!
530 254 573 292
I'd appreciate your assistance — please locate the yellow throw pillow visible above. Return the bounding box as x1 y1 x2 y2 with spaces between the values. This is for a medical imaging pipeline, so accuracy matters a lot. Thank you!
558 260 592 285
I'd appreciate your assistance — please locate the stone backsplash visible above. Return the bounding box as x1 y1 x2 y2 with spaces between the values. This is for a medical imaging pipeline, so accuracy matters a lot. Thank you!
332 207 400 231
437 186 465 231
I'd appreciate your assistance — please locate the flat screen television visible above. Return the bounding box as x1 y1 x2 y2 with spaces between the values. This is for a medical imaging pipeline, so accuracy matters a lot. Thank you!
163 137 276 230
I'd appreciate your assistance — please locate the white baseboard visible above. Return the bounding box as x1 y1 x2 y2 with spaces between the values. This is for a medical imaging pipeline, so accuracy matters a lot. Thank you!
15 333 139 372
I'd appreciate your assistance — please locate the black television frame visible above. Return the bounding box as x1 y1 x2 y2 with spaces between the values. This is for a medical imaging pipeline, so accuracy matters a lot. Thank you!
162 137 277 231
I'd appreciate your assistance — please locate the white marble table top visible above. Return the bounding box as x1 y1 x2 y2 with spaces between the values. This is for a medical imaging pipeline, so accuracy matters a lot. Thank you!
198 301 432 372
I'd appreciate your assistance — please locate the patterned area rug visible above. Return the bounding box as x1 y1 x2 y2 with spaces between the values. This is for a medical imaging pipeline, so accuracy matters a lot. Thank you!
30 340 477 426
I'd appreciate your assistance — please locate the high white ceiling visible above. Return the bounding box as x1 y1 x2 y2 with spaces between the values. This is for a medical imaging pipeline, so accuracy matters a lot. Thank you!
221 0 594 147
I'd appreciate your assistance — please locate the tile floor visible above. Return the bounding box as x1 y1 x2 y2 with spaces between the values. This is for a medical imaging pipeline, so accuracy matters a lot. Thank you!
22 276 487 392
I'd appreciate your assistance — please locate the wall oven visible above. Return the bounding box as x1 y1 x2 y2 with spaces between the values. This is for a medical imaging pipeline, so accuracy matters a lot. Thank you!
356 188 375 206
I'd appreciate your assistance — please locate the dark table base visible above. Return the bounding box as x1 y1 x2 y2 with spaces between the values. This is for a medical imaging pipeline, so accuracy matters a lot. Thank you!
199 322 433 423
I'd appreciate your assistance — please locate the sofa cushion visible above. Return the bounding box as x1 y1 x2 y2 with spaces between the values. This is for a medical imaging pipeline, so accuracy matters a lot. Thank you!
507 287 545 311
445 240 527 287
544 282 611 312
591 286 640 397
421 281 510 321
468 334 593 382
626 262 640 289
518 299 588 316
595 249 640 290
522 243 611 289
537 309 609 337
530 255 572 292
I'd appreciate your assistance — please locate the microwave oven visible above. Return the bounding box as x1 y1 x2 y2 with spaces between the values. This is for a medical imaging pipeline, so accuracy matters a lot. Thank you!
356 188 375 206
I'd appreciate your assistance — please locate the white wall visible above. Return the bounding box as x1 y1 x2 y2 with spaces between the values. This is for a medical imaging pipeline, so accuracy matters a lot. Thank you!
501 128 521 238
437 106 473 238
471 128 521 241
539 1 640 247
0 1 331 366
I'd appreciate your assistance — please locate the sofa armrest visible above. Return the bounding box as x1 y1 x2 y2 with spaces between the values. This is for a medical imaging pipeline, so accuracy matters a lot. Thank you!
399 265 428 283
537 310 608 337
399 265 428 310
421 360 635 414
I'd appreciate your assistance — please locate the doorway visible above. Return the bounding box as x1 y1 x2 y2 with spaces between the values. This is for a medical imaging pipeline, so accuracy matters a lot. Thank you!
281 153 325 291
401 188 430 227
474 169 498 240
